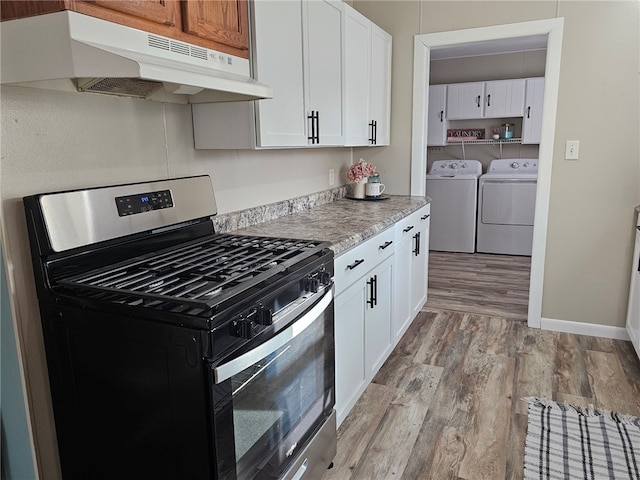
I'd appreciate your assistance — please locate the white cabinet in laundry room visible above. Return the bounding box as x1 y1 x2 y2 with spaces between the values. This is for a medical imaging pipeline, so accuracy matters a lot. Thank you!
483 79 526 118
446 79 525 120
446 82 485 120
427 84 447 146
342 3 392 146
521 77 545 144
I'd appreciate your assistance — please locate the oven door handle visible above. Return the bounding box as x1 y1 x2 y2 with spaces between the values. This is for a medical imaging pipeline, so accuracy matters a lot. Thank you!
213 287 334 384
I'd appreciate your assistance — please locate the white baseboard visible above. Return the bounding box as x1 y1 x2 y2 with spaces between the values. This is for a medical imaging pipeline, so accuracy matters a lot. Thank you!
541 317 630 341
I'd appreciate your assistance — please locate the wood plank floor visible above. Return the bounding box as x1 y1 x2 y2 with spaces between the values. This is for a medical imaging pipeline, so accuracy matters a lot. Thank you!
324 252 640 480
425 252 531 320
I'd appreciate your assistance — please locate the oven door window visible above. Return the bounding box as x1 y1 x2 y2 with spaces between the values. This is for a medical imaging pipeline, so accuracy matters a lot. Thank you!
212 290 335 480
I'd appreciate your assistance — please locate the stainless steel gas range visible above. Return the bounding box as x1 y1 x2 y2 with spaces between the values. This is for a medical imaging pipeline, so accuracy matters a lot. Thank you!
23 175 337 480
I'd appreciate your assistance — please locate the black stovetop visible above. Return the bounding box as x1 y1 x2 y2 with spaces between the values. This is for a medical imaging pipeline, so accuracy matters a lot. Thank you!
57 233 330 312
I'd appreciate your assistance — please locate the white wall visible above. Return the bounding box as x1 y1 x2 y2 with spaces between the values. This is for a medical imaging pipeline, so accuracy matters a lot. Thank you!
0 84 351 479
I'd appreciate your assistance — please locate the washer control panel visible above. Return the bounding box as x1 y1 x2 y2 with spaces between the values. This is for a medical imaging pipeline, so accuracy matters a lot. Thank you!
429 160 483 176
487 158 538 174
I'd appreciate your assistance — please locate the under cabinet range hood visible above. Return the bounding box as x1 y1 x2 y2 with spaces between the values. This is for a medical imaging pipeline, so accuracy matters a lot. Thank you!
0 11 274 103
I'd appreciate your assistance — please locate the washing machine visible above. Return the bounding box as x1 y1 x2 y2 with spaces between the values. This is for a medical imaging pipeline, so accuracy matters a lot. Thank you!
426 159 483 253
476 158 538 256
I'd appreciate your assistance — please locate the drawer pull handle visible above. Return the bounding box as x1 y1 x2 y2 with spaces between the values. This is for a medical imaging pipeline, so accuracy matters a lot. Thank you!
420 214 430 220
346 259 365 270
403 225 414 233
379 241 393 250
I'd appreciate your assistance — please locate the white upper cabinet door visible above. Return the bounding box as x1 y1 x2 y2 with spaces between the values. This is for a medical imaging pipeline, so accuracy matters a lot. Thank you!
252 0 307 147
369 23 392 146
303 0 345 146
427 84 447 146
483 79 525 118
446 82 485 119
343 6 371 146
343 4 392 147
522 77 545 144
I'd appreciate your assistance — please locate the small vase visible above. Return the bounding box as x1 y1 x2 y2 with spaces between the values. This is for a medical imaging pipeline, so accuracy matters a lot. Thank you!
352 180 367 199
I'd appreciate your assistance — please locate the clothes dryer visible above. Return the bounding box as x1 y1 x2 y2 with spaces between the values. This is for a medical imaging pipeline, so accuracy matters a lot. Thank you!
476 159 538 256
426 159 483 253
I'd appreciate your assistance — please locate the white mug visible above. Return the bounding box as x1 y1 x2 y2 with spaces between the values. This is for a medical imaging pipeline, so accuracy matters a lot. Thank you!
365 183 385 197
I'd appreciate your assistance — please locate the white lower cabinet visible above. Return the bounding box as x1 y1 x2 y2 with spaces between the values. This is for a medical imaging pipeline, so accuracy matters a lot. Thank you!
393 204 430 342
334 228 395 426
334 205 431 427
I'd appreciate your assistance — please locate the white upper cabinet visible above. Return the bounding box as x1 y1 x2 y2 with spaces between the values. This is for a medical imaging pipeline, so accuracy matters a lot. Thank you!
368 23 392 145
343 4 392 146
446 82 485 119
521 77 545 144
446 79 525 120
426 84 447 146
192 0 345 149
484 79 526 118
303 0 345 146
253 0 306 147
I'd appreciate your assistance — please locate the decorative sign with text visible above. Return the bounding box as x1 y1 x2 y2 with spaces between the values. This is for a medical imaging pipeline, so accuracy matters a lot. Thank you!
447 128 486 142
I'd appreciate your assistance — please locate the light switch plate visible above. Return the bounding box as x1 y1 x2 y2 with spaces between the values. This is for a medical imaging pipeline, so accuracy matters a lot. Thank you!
565 140 580 160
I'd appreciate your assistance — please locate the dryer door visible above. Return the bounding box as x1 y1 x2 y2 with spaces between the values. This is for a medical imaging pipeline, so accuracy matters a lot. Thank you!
481 179 537 226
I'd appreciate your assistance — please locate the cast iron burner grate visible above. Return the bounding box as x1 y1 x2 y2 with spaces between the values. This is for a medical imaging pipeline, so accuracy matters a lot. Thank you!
58 233 326 310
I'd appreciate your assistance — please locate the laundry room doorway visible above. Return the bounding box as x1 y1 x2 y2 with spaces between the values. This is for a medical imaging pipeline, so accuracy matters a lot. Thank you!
410 18 564 329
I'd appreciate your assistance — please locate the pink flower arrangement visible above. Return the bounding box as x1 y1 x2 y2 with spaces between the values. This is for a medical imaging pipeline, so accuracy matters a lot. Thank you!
347 159 376 183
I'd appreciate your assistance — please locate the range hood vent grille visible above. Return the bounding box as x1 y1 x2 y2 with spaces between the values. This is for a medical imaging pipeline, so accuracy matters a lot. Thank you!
76 77 162 98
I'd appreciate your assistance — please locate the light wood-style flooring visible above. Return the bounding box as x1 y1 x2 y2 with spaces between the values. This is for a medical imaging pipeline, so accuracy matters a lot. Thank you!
426 252 531 319
324 253 640 480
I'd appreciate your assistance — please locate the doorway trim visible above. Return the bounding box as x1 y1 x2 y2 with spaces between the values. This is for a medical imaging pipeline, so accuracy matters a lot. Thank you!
411 18 564 328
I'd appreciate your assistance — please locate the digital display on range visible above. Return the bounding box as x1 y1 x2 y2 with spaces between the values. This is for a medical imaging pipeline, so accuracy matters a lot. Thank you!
115 189 173 216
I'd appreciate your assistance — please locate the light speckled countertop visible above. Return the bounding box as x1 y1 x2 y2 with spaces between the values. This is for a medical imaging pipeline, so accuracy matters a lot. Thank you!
231 195 430 256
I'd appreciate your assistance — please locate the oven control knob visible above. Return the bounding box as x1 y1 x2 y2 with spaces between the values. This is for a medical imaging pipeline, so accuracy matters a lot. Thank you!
319 271 332 286
230 318 255 339
511 162 520 169
309 278 320 293
255 305 273 326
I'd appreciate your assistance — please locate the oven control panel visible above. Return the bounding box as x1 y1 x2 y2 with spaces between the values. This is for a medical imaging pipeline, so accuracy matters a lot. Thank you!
115 189 174 216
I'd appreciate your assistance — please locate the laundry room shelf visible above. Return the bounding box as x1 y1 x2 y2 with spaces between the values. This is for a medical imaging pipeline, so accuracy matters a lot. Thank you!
446 138 522 146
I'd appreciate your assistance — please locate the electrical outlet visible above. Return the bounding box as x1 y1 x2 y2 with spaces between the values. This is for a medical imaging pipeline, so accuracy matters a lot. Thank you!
329 169 335 186
565 140 580 160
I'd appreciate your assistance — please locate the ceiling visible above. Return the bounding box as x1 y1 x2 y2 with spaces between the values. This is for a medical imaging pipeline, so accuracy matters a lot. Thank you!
430 34 548 60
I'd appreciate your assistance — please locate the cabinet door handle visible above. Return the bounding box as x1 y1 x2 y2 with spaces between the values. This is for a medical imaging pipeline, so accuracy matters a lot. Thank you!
476 95 481 108
367 274 377 308
307 111 319 144
373 274 377 306
369 120 377 145
439 110 443 122
403 225 414 233
527 106 531 118
347 259 365 270
412 231 421 256
379 240 393 250
487 94 491 107
420 214 430 220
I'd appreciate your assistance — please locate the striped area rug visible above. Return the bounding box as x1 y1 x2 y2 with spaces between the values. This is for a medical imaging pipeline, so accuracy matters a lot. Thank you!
524 397 640 480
